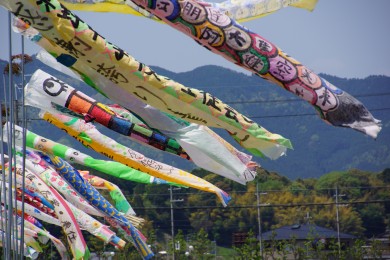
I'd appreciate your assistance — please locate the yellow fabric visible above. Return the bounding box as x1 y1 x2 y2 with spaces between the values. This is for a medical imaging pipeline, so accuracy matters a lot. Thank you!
11 0 291 156
60 0 318 23
41 111 230 205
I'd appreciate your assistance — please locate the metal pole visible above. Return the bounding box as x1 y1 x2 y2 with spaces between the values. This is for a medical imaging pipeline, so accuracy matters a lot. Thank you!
170 186 175 260
19 34 27 260
7 10 16 259
256 181 263 259
335 186 341 257
170 186 183 260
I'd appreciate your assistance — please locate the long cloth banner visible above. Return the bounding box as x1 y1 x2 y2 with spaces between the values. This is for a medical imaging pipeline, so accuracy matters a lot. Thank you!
39 152 153 259
25 68 259 183
60 0 380 138
39 111 232 206
127 0 381 138
0 0 292 157
15 152 127 249
61 0 318 23
8 160 89 260
13 21 284 183
7 124 177 186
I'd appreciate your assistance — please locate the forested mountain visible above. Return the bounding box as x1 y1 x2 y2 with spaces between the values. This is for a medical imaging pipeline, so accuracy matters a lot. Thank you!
2 56 388 179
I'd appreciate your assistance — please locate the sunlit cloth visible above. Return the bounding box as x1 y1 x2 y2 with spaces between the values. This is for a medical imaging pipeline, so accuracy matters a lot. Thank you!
16 30 272 184
22 216 68 259
15 188 56 218
60 0 317 23
121 0 381 138
0 217 42 253
0 231 39 260
7 153 126 249
1 0 292 158
39 111 232 206
78 170 135 216
26 69 191 160
0 182 61 226
24 68 260 183
3 155 89 260
9 124 176 186
39 153 153 260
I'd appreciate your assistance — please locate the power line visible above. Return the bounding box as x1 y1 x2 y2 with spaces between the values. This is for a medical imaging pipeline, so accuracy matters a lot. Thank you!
248 108 390 119
132 199 390 210
123 186 390 197
22 107 390 122
224 92 390 105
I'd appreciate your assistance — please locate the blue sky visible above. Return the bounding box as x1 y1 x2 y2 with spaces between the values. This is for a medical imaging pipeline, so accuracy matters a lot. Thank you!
1 0 389 78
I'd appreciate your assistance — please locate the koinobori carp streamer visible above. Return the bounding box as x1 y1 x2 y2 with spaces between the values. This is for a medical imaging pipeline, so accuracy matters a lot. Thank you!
0 0 292 158
57 0 380 137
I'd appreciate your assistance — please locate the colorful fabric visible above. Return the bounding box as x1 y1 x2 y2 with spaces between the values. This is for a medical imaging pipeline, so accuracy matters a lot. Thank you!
14 22 279 183
1 0 292 157
0 232 39 260
40 153 153 260
48 0 381 137
25 69 190 160
19 151 124 248
24 67 261 182
22 188 55 210
65 198 126 248
127 0 380 137
15 188 57 218
0 217 42 253
0 185 61 226
39 111 232 206
212 0 317 22
60 0 317 23
8 124 178 187
78 170 135 216
12 154 89 260
22 218 68 259
26 57 262 182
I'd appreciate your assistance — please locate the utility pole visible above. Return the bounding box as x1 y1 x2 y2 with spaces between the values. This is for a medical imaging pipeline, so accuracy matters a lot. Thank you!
170 186 183 260
334 186 345 257
256 181 268 259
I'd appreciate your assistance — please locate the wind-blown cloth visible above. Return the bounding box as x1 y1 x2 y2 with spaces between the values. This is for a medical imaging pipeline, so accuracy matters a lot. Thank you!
0 216 43 253
14 159 126 249
25 69 190 159
38 153 154 260
60 0 318 23
0 183 61 226
3 155 89 259
13 20 283 184
8 124 176 187
0 0 292 158
14 151 125 248
0 231 39 260
123 0 381 138
39 110 232 206
24 68 259 183
15 188 56 218
0 207 68 259
22 216 68 258
53 0 380 137
78 170 135 216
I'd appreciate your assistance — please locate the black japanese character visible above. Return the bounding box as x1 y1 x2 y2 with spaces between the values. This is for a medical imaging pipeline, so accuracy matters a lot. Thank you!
183 2 201 20
62 220 72 229
228 31 246 47
224 105 239 122
67 231 77 242
36 0 56 12
203 92 221 111
181 87 197 97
